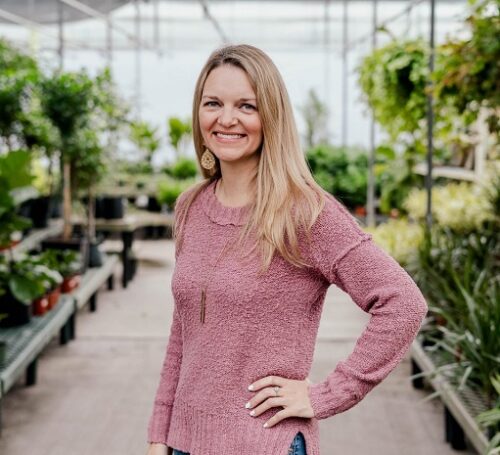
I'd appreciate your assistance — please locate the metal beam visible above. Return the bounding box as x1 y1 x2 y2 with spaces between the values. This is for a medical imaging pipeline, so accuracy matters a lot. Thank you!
58 0 151 48
198 0 229 43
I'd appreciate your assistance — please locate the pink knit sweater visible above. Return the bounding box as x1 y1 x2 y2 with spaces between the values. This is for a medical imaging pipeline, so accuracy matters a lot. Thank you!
147 179 428 455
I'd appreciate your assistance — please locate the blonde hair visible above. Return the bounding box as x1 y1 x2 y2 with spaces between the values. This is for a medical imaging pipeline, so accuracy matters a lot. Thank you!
175 44 330 274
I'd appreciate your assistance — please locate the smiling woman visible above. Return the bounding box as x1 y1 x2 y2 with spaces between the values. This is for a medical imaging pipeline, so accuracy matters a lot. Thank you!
145 44 428 455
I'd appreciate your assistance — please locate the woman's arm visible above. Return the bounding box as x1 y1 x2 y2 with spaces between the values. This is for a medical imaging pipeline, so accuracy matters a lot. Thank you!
147 304 183 444
306 197 428 419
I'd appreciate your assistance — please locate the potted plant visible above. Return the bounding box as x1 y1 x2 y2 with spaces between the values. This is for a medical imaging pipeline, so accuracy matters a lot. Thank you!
0 150 34 250
167 116 192 160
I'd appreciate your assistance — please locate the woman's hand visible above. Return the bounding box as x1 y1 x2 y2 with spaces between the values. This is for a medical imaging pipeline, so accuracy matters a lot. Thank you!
245 376 314 428
146 443 171 455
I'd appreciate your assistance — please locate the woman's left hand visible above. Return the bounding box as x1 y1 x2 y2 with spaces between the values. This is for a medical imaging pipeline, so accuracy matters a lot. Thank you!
245 376 315 428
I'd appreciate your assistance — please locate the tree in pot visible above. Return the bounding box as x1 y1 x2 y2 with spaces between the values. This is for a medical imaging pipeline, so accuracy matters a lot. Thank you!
39 70 96 242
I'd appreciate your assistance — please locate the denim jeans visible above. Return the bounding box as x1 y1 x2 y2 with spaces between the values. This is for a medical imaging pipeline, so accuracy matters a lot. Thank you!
172 431 307 455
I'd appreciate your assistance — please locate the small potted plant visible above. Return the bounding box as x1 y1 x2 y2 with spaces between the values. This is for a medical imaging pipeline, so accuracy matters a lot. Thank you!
56 250 82 294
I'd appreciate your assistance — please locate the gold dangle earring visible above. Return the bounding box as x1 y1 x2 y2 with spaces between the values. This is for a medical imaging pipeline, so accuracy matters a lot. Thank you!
201 148 216 171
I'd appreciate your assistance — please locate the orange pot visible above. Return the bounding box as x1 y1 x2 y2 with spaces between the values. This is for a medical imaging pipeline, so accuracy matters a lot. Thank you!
47 287 61 309
61 275 81 294
33 295 49 316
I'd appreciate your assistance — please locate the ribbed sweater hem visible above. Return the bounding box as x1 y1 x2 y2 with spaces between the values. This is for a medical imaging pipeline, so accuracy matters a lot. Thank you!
166 397 321 455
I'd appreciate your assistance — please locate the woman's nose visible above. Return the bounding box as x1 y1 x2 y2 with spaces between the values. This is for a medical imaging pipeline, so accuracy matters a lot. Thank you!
217 108 237 127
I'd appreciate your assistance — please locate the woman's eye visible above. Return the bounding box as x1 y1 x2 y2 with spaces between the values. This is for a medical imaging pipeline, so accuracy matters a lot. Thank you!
205 101 218 107
242 103 256 110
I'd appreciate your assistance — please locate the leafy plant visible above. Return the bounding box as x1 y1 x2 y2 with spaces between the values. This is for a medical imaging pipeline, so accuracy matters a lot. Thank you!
476 374 500 454
0 150 33 248
39 249 81 278
306 144 373 208
157 179 194 210
166 157 198 180
130 120 161 166
167 117 192 159
299 88 329 148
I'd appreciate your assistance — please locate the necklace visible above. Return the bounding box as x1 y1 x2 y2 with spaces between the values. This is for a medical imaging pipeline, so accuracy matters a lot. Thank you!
199 179 234 324
199 235 233 323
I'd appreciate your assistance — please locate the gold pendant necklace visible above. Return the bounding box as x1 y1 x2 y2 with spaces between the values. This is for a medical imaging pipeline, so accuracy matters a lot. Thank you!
200 235 233 323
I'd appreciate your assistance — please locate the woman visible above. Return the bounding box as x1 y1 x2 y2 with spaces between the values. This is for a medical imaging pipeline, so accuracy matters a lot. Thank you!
146 44 428 455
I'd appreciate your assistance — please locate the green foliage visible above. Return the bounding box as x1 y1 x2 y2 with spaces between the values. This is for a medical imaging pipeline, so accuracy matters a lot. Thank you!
0 39 40 145
407 187 500 401
0 255 62 305
0 151 33 247
306 144 373 208
433 0 500 139
167 117 192 154
358 39 429 142
299 88 329 148
157 179 194 210
166 157 199 180
129 120 161 165
39 249 81 278
476 374 500 454
40 71 96 141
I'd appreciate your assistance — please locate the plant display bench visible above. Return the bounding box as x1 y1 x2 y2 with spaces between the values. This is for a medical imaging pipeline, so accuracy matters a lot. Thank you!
0 254 118 435
0 295 74 434
411 339 491 453
73 210 174 288
72 254 119 313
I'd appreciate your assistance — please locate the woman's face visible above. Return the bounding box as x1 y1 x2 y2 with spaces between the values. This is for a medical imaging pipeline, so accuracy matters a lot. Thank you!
199 65 263 167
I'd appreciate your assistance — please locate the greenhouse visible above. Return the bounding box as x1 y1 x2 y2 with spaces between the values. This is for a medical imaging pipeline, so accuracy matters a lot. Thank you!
0 0 498 454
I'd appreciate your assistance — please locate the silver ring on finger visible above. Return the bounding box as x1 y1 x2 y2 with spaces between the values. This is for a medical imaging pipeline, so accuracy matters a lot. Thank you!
274 385 280 396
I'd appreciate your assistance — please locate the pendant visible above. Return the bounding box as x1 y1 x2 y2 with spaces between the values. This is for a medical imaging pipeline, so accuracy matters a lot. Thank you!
200 288 206 323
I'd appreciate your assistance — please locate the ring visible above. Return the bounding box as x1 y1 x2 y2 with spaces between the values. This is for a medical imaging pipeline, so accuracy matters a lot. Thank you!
274 386 280 396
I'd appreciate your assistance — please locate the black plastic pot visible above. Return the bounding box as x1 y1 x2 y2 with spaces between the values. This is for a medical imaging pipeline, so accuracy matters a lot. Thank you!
49 195 62 219
30 196 51 228
88 240 103 268
0 340 6 367
0 291 32 328
147 196 162 212
101 196 124 219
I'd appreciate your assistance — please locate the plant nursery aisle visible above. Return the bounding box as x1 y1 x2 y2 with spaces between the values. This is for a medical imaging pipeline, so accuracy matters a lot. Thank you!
0 239 474 455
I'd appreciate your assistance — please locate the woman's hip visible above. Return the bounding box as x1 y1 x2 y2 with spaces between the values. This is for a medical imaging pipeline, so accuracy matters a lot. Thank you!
172 431 307 455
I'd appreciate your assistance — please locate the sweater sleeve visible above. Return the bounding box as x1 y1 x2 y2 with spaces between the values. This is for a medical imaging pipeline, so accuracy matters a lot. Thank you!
147 304 183 444
305 195 428 420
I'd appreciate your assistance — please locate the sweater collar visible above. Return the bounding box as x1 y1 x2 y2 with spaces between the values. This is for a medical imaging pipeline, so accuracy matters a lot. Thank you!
201 179 253 226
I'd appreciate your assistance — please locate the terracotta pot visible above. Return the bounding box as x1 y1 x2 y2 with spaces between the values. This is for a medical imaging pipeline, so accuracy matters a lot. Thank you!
61 274 81 294
33 295 49 316
47 287 61 309
354 205 367 216
0 239 21 252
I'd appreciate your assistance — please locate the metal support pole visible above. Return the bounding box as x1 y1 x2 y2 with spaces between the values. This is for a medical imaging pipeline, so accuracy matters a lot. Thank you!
367 0 378 227
57 0 64 70
425 0 436 230
324 0 331 144
135 0 142 118
154 0 160 49
106 0 113 68
341 0 348 147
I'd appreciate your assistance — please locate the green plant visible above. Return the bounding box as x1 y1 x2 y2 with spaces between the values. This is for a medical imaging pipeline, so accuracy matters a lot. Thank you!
157 179 193 210
167 117 192 159
130 120 161 166
0 150 33 248
299 88 329 148
476 374 500 454
306 144 372 209
168 157 198 180
39 249 81 278
0 38 39 149
433 0 500 142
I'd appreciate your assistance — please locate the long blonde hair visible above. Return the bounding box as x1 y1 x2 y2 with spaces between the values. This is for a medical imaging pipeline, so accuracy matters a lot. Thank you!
175 44 330 274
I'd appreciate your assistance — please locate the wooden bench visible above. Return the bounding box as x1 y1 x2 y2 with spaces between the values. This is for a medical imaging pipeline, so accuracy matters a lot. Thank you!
0 254 119 435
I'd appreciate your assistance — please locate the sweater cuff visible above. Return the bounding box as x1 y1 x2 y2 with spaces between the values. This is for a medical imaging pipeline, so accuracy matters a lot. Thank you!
147 403 174 445
307 371 361 420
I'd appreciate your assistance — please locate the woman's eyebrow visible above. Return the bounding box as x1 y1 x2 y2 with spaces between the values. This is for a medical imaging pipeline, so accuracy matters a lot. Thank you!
202 95 256 102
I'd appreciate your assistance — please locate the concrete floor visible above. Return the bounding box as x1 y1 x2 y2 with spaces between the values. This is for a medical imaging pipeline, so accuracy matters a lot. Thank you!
0 239 476 455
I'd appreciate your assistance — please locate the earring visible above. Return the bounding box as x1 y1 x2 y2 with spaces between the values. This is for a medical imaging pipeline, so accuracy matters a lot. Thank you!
201 148 216 170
